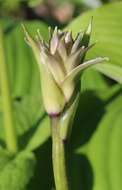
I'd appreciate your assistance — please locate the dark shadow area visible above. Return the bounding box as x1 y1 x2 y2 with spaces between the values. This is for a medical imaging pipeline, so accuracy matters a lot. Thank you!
64 90 106 189
70 90 105 150
28 136 94 190
0 115 7 149
0 139 6 148
26 90 106 190
4 20 19 34
14 96 22 102
27 135 94 190
27 138 54 190
68 153 94 190
104 86 122 106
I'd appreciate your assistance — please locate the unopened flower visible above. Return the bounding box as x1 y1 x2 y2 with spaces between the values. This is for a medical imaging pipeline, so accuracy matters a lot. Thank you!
22 20 108 116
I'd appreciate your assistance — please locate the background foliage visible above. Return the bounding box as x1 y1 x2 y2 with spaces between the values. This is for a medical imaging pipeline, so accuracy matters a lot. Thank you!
0 0 122 189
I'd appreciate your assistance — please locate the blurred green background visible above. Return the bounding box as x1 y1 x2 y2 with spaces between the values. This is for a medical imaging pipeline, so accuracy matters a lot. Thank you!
0 0 121 26
0 0 122 190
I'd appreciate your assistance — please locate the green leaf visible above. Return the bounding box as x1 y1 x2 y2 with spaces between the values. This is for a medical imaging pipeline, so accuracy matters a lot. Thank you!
83 103 122 190
13 95 44 136
80 67 108 91
67 2 122 83
69 84 122 190
91 108 121 190
2 20 48 97
0 148 12 170
0 0 44 12
94 63 122 84
0 20 50 150
0 150 36 190
0 94 50 151
0 92 46 147
26 116 50 151
28 0 44 7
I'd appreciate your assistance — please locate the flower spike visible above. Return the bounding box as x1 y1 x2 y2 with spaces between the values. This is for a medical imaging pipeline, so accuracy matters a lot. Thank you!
22 20 109 116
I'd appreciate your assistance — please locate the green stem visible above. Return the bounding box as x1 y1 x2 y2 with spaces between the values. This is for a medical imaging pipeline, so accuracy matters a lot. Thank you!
51 117 70 190
0 29 18 153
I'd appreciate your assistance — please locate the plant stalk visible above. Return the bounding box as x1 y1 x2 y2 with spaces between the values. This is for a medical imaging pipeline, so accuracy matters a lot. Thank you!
0 29 18 153
51 117 70 190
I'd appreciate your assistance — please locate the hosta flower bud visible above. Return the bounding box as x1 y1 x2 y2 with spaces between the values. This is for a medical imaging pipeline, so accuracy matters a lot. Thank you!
22 20 108 116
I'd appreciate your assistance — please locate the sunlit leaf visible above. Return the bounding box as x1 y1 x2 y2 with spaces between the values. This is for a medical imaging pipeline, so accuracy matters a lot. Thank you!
70 84 122 190
0 150 36 190
67 2 122 83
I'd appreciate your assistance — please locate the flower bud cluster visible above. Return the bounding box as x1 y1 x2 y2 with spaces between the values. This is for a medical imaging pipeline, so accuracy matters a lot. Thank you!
23 20 108 116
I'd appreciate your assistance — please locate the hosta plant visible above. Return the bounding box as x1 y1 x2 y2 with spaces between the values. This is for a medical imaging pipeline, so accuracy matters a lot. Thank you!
0 3 122 190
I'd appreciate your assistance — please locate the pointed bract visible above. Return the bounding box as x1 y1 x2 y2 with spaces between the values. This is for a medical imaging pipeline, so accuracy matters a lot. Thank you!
50 27 59 55
45 52 66 85
71 32 82 54
22 24 40 64
57 38 67 63
81 17 93 48
62 57 109 101
65 31 73 44
67 46 85 71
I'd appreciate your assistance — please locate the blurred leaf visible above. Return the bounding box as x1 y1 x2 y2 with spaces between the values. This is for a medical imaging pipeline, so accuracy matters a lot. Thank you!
0 149 36 190
67 2 122 83
3 20 48 97
26 116 50 151
13 95 43 136
69 84 122 190
0 93 50 150
0 0 44 12
94 63 122 84
84 105 121 190
28 0 44 7
0 148 12 170
82 0 102 8
80 67 108 92
0 20 49 149
0 0 20 11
